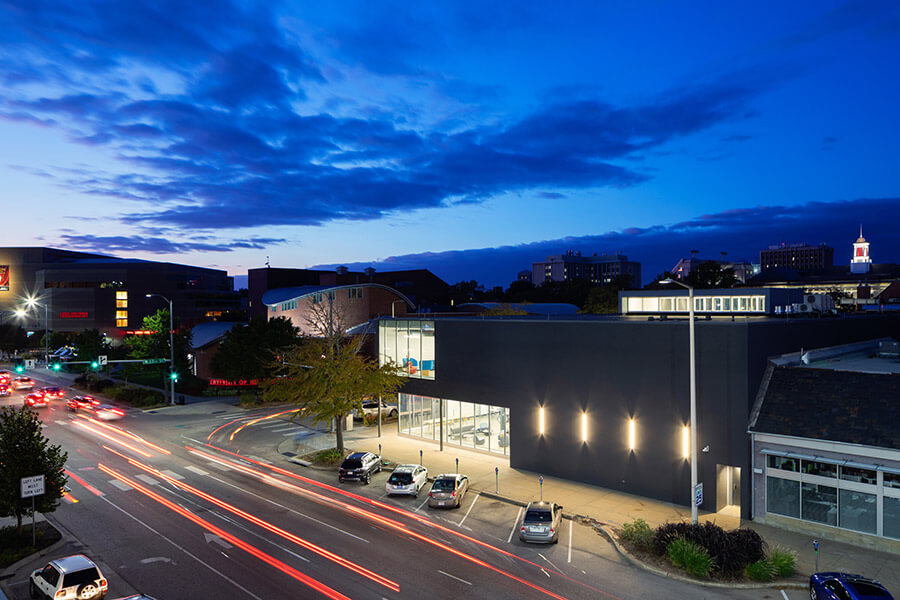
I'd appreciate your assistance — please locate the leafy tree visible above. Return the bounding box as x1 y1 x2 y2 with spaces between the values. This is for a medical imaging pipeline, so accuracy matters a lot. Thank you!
125 309 192 385
262 339 403 454
448 280 486 305
0 323 27 355
684 261 737 289
482 305 528 316
210 317 299 380
72 329 111 363
0 407 67 535
580 275 635 314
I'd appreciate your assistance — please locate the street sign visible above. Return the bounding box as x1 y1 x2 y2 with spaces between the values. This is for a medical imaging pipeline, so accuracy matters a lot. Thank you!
694 482 703 507
25 359 36 369
142 358 167 365
98 355 108 366
21 475 45 498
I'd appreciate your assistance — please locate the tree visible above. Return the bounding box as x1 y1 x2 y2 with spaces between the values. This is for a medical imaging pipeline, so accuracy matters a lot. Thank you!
262 339 403 454
448 280 485 305
684 261 737 289
125 309 192 384
0 323 27 355
0 407 67 536
210 317 299 380
580 275 635 314
72 329 111 363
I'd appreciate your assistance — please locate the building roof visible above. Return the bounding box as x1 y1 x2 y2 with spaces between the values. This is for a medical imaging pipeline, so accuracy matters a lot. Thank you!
456 302 579 315
191 321 241 349
261 284 414 307
750 360 900 450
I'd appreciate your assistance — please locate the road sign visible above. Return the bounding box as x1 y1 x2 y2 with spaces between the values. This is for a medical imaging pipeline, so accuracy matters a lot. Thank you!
98 355 108 366
142 358 167 365
694 482 703 507
25 359 36 369
21 475 45 498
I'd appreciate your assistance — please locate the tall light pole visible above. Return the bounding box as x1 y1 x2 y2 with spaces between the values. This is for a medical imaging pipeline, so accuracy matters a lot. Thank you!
662 278 698 524
146 294 175 406
24 297 50 366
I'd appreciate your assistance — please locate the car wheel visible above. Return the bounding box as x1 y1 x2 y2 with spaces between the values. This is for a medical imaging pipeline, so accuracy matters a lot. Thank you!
29 580 39 599
364 474 370 484
809 586 817 600
78 583 99 599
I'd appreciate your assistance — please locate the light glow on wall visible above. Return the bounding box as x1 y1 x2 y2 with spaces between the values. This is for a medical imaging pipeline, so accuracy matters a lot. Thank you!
539 407 545 436
628 418 636 450
682 426 690 459
581 413 588 442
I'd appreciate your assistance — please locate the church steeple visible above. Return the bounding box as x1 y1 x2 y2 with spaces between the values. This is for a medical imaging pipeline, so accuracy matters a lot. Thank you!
851 225 871 274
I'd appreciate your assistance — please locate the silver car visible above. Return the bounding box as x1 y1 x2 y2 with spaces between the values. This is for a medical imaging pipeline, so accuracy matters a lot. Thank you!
519 501 563 543
30 554 108 600
385 464 428 497
427 473 469 508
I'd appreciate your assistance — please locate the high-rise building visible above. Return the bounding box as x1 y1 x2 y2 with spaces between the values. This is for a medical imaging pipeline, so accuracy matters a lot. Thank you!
531 251 641 287
760 243 833 272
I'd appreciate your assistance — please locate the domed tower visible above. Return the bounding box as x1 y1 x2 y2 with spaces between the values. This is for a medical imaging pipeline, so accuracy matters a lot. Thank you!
850 225 871 274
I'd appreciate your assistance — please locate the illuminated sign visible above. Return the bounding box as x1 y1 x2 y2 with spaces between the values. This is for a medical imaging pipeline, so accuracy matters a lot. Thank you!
0 265 8 291
124 330 155 335
208 378 259 387
59 311 89 318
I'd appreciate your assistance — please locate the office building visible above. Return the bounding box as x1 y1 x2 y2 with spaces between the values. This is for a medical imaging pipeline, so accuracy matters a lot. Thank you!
531 251 641 287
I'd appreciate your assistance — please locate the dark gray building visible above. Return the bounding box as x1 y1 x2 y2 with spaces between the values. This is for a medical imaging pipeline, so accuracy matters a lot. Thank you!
380 312 900 521
531 250 641 287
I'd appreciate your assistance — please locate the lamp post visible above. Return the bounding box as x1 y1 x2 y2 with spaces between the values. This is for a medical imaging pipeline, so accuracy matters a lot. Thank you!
661 278 698 524
24 297 49 366
391 300 406 318
146 294 175 406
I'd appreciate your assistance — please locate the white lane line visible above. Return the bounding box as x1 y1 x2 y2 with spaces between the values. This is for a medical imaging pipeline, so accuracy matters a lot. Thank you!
214 413 245 419
438 570 471 585
539 552 561 574
271 426 302 433
282 431 305 436
184 465 209 476
260 423 284 429
781 591 790 600
415 498 429 512
159 469 184 480
244 455 271 464
568 518 573 563
55 420 68 425
135 474 159 486
457 492 479 528
108 479 132 491
98 494 265 600
205 473 371 544
508 506 523 543
207 461 232 471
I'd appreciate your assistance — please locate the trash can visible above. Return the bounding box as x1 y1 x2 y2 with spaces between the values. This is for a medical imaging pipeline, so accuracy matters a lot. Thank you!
177 394 185 405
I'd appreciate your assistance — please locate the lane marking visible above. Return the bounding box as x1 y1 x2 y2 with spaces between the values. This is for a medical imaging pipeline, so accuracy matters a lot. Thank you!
781 591 790 600
108 479 132 491
508 506 523 543
415 498 429 513
457 492 480 528
160 469 184 480
283 431 305 436
135 474 160 486
207 461 232 471
97 493 265 600
65 469 104 497
438 570 471 585
539 553 562 574
55 420 68 425
568 518 573 564
184 465 209 476
245 456 271 464
271 426 301 433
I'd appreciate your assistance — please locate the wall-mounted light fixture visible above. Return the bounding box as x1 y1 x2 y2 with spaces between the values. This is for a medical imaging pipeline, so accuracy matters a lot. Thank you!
581 413 588 443
539 406 545 436
682 426 690 459
628 418 636 450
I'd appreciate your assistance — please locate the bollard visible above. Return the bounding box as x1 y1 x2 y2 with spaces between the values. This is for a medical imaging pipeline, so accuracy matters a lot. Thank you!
420 449 423 466
455 457 459 473
495 466 499 494
539 475 544 502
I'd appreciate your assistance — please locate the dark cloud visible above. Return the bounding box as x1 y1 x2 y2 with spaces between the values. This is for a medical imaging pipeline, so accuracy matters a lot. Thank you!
317 197 900 287
58 233 286 254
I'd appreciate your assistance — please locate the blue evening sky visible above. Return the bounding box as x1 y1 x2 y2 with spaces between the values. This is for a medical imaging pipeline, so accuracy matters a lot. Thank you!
2 1 899 287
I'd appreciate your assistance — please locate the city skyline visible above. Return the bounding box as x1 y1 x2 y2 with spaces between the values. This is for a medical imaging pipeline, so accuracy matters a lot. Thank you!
2 1 900 286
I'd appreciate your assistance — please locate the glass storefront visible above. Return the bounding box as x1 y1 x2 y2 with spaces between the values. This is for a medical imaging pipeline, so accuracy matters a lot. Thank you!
399 393 510 457
380 320 435 379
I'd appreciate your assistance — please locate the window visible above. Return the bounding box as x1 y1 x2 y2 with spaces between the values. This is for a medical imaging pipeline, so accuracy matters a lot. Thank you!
801 482 837 525
116 310 127 319
884 472 900 489
116 300 127 308
767 477 800 518
348 287 363 299
840 466 876 485
312 293 323 304
803 460 837 478
839 489 876 534
885 496 900 539
767 455 799 472
116 318 128 327
379 320 435 380
116 291 127 300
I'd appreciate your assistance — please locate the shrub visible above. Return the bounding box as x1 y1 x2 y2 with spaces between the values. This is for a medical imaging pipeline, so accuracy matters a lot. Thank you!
768 547 796 577
313 448 344 465
667 536 713 579
621 518 654 552
653 521 766 575
745 559 776 581
103 385 165 407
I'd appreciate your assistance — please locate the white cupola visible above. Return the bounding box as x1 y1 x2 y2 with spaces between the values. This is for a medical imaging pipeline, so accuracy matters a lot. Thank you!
850 225 871 274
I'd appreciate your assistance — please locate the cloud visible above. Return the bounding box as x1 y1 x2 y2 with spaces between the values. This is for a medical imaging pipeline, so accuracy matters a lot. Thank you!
315 197 900 287
58 233 286 254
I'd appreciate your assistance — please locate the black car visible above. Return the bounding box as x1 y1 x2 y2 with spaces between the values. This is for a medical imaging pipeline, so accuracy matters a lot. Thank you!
338 452 382 484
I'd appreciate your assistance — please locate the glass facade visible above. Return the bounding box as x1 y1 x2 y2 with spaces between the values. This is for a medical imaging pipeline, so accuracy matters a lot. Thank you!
380 320 435 379
625 294 766 314
399 393 510 457
765 454 900 539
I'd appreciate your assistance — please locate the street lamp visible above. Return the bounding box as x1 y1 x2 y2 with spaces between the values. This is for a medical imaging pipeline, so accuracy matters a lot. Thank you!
146 294 175 406
661 278 699 524
391 299 406 318
24 297 50 366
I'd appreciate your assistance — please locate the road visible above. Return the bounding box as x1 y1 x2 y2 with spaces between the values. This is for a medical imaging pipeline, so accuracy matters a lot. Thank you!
1 370 805 599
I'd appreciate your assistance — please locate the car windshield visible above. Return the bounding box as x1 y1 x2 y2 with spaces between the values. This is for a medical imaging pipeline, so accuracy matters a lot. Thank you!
62 567 100 587
432 478 455 491
524 509 553 522
389 473 412 485
341 459 362 469
846 581 889 597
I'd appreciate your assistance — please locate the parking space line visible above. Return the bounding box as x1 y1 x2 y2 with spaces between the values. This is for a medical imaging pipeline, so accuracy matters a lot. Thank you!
457 492 479 528
781 591 789 600
415 498 428 512
508 506 523 543
568 519 573 563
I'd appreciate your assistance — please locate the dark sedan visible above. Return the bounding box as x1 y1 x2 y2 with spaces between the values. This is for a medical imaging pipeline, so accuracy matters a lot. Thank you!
810 572 894 600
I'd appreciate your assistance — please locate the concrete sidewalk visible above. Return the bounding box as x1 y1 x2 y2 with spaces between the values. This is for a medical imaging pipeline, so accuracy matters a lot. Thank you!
339 424 900 593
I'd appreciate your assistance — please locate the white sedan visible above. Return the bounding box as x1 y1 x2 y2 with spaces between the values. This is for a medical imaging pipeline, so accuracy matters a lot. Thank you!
385 464 428 497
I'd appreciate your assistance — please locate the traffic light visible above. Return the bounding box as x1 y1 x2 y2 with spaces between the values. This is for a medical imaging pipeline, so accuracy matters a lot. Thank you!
52 363 61 371
91 360 99 370
170 371 179 382
15 364 24 373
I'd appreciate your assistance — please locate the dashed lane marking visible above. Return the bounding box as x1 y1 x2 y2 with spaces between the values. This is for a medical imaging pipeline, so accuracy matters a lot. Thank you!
184 465 210 476
108 479 132 491
160 469 184 480
135 474 160 486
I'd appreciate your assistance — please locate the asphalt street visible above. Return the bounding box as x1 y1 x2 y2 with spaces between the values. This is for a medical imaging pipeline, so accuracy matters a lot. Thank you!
1 371 811 600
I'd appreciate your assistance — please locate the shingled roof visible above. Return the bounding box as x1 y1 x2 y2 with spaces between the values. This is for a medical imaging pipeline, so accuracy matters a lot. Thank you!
750 366 900 450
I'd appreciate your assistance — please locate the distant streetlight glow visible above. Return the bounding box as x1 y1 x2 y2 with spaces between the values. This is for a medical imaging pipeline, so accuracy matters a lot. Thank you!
682 426 690 459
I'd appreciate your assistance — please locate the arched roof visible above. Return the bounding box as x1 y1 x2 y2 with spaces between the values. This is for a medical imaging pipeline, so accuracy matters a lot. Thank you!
261 283 414 308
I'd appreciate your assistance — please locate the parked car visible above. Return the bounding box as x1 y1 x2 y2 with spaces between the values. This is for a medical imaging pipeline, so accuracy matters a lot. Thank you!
810 572 894 600
92 404 125 421
12 376 35 391
24 393 49 409
354 400 399 420
427 473 469 508
29 554 108 600
385 464 428 497
39 386 66 399
519 501 563 544
338 452 382 484
67 396 99 412
0 383 10 396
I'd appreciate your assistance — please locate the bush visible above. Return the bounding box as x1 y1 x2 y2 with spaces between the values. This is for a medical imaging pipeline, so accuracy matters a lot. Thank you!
621 518 654 552
667 536 713 579
768 547 796 577
103 385 165 407
313 448 344 465
745 559 776 581
653 521 767 575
